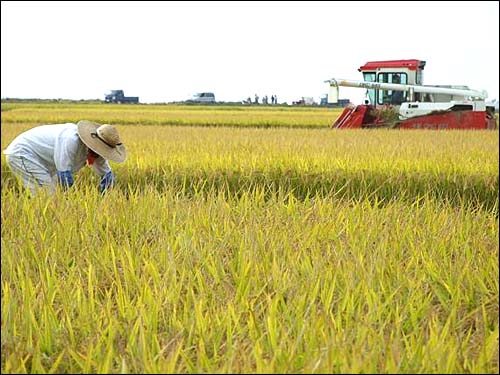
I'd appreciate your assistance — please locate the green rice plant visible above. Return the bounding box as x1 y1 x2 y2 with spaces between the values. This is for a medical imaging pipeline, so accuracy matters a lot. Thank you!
1 186 498 373
1 107 498 373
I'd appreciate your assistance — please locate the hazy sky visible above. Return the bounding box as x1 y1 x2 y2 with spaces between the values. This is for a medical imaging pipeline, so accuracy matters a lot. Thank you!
2 1 499 104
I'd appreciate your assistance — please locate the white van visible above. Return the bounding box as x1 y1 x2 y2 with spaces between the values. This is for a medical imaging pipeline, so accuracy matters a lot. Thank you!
190 92 216 103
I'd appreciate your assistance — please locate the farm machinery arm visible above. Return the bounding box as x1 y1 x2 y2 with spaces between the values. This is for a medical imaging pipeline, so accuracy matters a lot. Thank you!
326 78 488 102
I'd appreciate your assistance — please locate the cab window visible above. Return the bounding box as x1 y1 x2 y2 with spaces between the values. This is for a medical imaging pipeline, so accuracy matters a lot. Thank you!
363 72 376 105
377 72 408 105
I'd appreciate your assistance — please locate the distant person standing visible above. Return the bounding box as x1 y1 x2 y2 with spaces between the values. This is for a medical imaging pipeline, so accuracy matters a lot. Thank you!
3 120 127 195
274 95 278 105
254 94 259 104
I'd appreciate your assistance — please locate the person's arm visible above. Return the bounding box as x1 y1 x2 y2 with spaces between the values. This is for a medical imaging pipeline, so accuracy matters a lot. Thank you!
54 131 79 190
56 170 74 190
92 158 115 193
99 171 115 193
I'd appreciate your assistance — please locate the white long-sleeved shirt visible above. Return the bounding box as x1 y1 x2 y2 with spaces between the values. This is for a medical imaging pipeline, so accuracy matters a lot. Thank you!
3 123 111 176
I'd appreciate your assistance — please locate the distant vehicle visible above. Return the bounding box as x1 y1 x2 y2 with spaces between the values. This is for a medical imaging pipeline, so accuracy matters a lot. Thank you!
292 97 316 105
320 95 350 107
188 92 216 103
104 90 139 104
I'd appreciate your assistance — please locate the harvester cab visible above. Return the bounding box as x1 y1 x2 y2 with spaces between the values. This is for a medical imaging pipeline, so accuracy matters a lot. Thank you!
358 59 420 106
326 59 497 129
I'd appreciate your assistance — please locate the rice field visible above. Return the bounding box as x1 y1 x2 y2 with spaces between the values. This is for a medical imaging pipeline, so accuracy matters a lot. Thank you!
1 102 498 374
0 102 338 129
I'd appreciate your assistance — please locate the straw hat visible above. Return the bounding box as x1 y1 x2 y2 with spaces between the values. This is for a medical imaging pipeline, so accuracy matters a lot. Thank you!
77 120 127 163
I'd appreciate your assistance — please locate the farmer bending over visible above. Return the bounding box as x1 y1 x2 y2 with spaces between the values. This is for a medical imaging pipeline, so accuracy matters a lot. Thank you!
3 120 127 195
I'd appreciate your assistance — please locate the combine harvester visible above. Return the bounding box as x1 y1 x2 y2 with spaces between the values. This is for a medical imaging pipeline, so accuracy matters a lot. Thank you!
326 59 497 129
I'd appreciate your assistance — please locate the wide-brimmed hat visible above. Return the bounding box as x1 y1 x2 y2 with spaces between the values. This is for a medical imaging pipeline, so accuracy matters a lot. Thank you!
77 120 127 163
